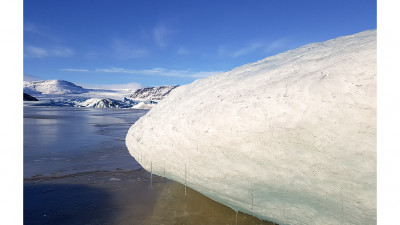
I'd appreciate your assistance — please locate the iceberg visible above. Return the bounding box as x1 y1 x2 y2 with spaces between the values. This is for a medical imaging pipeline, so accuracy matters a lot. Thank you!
126 30 376 225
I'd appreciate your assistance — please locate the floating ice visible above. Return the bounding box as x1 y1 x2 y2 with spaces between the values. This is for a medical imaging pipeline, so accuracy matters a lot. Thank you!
109 178 122 181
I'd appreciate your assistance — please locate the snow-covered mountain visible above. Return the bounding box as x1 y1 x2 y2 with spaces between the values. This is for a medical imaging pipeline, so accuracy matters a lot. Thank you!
125 85 178 101
23 80 175 108
126 30 376 225
23 80 87 95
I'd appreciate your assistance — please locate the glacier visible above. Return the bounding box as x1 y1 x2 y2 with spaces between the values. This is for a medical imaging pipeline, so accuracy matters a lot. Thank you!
126 30 376 225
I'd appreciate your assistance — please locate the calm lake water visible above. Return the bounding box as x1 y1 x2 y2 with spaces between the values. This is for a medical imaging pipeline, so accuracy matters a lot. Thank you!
24 106 148 178
23 106 276 225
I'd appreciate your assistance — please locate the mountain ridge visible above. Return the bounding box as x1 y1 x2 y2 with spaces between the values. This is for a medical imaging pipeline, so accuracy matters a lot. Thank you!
23 80 177 108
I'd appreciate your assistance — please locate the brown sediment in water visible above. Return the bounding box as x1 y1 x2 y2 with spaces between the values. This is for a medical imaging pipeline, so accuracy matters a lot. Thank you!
24 169 276 225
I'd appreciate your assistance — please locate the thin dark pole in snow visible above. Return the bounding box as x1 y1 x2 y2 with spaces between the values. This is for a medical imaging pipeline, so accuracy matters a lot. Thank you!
184 163 187 196
340 186 344 224
235 211 238 225
150 161 153 188
251 191 254 210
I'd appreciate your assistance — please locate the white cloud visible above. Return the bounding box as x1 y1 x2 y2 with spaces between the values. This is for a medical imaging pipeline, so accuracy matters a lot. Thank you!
52 48 74 57
24 23 42 34
24 23 59 42
63 67 223 78
232 42 264 58
24 45 74 58
81 82 144 90
96 67 222 78
177 47 190 55
217 46 227 56
153 25 175 48
221 38 290 58
60 68 90 72
265 38 288 52
24 46 48 58
111 39 149 59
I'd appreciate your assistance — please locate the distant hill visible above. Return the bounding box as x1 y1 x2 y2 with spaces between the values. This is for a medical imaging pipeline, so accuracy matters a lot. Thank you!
23 79 177 109
125 85 178 101
23 80 88 95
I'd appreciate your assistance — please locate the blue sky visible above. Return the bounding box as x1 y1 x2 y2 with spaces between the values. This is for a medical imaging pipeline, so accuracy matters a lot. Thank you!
24 0 376 88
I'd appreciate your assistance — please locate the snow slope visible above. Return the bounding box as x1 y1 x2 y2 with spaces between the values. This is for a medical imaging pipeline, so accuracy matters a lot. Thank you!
126 30 376 225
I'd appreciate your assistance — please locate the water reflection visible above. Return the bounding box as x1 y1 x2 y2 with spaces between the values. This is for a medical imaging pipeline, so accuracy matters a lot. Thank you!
24 107 148 178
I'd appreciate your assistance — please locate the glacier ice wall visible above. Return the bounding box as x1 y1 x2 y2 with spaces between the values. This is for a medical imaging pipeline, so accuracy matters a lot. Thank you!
126 30 376 225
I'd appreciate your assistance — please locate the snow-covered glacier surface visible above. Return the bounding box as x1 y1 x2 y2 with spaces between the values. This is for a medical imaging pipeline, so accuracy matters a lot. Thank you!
126 30 376 225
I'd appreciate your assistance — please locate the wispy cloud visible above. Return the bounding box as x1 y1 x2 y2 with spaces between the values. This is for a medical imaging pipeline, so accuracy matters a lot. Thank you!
220 38 290 58
96 67 222 78
24 23 43 35
60 68 90 72
24 23 59 42
61 67 223 78
232 42 264 58
24 46 48 58
52 48 74 57
153 25 175 48
177 47 190 55
111 39 149 59
80 82 144 90
24 46 74 58
265 38 288 52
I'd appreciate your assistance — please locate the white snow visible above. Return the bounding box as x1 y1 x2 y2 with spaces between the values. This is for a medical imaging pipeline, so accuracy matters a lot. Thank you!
131 102 157 110
126 30 376 225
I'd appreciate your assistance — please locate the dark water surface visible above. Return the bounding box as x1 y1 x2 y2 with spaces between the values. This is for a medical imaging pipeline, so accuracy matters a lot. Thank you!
24 106 275 225
24 106 147 178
